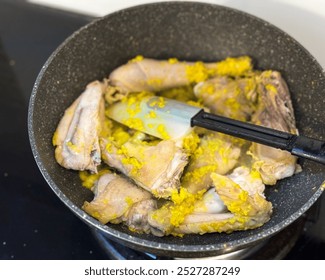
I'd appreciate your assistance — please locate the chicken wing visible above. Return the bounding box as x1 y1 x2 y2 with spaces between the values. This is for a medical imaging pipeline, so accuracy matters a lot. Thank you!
149 170 271 236
106 56 253 103
53 81 106 173
82 172 155 233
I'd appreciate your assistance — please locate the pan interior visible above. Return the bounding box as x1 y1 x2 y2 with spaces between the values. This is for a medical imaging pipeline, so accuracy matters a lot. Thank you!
29 2 325 256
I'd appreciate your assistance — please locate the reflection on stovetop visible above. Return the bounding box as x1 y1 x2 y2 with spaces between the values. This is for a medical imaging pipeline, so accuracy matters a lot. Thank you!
0 0 324 260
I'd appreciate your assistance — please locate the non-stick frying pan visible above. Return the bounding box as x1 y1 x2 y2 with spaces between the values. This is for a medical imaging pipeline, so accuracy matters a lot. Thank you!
28 2 325 258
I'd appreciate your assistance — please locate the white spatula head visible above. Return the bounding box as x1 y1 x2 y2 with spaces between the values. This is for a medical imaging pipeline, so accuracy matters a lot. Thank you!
106 95 202 140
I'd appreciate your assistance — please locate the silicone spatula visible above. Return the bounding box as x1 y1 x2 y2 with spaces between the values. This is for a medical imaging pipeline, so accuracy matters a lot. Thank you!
106 96 325 164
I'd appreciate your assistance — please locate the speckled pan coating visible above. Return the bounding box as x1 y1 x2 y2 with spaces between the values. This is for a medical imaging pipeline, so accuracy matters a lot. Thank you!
28 2 325 257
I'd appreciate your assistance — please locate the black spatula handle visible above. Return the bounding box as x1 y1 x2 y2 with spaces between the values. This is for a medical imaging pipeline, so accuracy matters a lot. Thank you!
191 110 325 165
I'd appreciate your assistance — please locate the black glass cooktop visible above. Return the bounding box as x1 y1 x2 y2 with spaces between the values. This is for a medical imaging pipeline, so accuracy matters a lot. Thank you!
0 0 324 259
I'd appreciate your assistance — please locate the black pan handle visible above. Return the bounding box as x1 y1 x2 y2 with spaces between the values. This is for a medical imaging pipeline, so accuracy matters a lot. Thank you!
191 110 325 165
290 135 325 164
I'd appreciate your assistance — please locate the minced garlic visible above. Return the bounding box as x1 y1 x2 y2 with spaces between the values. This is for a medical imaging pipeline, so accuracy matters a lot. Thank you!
52 131 59 146
146 110 157 119
111 127 130 146
147 78 163 89
121 156 143 175
182 132 200 154
169 187 206 227
183 165 218 185
215 56 252 76
79 168 111 189
265 84 277 94
168 57 179 64
149 96 166 108
186 61 213 83
159 86 196 102
157 124 170 139
129 55 144 63
124 118 145 131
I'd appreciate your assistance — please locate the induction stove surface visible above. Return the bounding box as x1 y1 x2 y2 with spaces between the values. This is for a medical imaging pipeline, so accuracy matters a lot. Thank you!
0 0 324 259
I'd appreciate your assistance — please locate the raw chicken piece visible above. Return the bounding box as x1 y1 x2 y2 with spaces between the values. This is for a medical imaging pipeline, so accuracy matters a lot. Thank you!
227 166 265 198
100 137 188 198
149 172 272 236
182 132 242 194
149 187 219 236
192 187 227 214
148 203 174 237
250 71 299 185
109 58 196 93
250 145 298 185
253 71 296 133
174 173 272 235
124 199 157 233
83 173 155 233
194 76 258 121
106 56 253 102
53 81 106 173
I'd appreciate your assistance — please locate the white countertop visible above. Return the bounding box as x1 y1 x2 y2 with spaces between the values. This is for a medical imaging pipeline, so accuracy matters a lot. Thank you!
28 0 325 68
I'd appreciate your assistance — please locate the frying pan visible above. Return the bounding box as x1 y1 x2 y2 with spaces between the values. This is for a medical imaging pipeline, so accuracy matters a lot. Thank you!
28 2 325 258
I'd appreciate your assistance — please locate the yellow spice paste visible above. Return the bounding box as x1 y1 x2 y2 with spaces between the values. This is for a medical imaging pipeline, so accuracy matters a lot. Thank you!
79 168 111 189
215 56 253 76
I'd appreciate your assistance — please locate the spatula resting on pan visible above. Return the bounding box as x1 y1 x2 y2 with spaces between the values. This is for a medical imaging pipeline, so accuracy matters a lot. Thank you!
106 96 325 165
